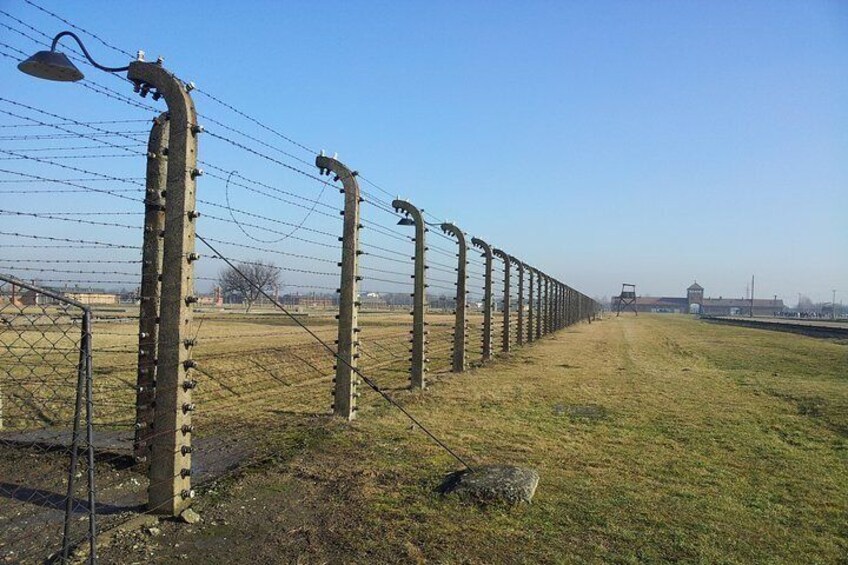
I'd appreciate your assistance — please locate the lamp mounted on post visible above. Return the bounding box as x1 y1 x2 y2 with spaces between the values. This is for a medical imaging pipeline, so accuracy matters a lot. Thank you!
18 30 129 82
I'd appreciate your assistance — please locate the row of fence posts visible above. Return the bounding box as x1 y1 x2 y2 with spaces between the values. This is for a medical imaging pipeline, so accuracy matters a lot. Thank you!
124 61 599 518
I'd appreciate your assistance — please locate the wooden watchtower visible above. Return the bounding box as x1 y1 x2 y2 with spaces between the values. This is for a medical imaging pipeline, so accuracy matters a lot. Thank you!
615 283 637 316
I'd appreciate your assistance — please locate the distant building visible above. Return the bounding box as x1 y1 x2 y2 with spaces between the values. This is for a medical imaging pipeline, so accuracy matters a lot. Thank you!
65 291 120 305
280 293 337 308
20 286 119 306
614 281 784 316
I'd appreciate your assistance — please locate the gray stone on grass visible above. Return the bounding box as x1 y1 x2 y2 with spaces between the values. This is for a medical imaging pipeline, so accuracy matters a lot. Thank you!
179 508 201 524
440 465 539 504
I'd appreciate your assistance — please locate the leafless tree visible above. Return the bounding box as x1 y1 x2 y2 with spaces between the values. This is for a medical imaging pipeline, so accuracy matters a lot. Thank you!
218 260 281 312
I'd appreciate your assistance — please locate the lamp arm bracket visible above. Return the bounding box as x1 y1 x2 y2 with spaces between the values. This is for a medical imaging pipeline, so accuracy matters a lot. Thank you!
52 31 129 73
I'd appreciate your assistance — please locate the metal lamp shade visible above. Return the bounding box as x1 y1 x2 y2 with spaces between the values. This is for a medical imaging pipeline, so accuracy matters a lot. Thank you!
18 50 84 82
397 217 416 226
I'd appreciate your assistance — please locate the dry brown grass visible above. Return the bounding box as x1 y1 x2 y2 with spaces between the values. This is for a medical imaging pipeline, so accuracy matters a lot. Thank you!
8 311 848 563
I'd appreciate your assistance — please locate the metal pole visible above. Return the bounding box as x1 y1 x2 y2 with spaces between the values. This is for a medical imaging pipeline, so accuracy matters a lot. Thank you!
62 308 88 562
134 112 168 464
83 309 97 563
129 61 200 517
441 223 467 372
318 155 362 419
513 258 524 346
471 238 493 361
392 199 427 389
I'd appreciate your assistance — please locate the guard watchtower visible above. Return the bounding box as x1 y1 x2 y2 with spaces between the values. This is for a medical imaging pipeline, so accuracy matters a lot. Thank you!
615 283 637 316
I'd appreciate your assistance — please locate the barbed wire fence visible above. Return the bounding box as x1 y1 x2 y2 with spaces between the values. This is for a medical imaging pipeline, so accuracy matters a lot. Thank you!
0 2 601 563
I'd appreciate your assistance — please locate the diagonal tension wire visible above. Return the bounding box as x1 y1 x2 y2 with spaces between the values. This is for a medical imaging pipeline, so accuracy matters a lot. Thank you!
196 233 473 471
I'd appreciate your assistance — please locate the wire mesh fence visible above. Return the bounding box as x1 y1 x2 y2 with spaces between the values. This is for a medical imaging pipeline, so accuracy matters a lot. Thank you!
0 2 602 562
0 275 95 564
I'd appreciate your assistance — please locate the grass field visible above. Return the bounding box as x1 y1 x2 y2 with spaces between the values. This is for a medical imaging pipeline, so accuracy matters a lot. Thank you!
85 313 848 564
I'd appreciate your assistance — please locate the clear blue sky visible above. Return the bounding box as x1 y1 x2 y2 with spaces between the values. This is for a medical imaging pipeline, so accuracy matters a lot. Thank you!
2 0 846 304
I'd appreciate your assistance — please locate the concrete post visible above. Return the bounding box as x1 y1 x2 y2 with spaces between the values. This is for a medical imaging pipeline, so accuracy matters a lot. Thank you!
550 280 557 331
441 223 467 372
557 282 563 330
579 293 584 323
392 199 427 389
128 61 199 516
471 237 493 362
535 270 542 340
527 267 534 343
549 280 555 332
492 249 511 352
552 280 558 331
133 112 168 464
568 286 574 326
513 258 524 346
317 155 361 420
539 274 546 337
554 282 560 330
